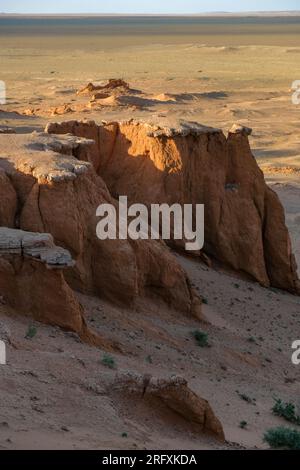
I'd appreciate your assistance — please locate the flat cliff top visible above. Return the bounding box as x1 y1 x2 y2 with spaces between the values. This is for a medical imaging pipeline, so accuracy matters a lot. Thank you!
0 227 74 267
46 117 222 137
101 118 222 138
0 132 92 182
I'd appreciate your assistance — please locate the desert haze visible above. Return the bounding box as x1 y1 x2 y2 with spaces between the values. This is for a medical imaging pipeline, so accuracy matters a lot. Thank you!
0 14 300 451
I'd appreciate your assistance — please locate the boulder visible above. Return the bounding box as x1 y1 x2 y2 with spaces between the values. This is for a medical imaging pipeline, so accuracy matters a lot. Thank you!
112 373 225 441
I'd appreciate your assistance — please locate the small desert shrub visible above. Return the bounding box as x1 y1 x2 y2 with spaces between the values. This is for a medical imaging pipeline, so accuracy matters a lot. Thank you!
192 330 209 348
237 391 256 405
145 355 153 364
239 421 248 429
272 398 300 425
263 427 300 450
269 287 280 294
25 325 37 339
101 353 116 369
247 336 256 344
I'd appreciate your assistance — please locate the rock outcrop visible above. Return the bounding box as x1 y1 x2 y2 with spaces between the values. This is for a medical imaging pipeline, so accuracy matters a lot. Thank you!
21 81 187 119
77 79 130 96
0 126 16 134
0 169 17 227
0 132 199 320
112 373 225 441
46 119 300 294
0 228 82 332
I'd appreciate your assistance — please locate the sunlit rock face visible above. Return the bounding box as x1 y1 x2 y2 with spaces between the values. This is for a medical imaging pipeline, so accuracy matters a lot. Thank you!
0 132 200 324
46 119 300 295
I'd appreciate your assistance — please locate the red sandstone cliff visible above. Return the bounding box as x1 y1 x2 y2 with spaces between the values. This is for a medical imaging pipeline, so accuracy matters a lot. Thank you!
46 119 300 294
0 132 200 328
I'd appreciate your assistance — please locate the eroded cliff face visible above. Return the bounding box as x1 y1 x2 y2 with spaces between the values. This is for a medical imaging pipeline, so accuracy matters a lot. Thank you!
0 227 115 349
46 119 300 294
0 228 83 332
0 169 17 228
0 133 199 328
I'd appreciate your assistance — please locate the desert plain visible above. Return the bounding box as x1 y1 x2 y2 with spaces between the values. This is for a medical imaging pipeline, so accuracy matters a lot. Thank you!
0 15 300 450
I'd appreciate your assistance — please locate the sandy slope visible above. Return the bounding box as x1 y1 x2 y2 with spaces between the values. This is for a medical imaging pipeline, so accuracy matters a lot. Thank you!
0 251 300 450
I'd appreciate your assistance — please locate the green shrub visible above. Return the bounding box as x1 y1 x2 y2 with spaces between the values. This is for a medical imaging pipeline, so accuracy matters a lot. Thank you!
263 427 300 450
192 330 209 348
101 353 116 369
239 421 248 429
237 392 256 405
145 355 153 364
272 398 300 425
247 337 256 344
25 325 37 339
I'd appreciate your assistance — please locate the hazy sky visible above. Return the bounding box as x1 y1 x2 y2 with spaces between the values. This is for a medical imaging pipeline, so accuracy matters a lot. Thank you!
1 0 299 14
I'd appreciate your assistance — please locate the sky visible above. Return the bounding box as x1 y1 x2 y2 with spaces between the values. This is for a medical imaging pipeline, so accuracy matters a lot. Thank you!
1 0 299 14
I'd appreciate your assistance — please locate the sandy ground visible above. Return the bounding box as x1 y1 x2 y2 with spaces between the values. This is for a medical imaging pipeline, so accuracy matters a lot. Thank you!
0 253 300 450
0 21 300 450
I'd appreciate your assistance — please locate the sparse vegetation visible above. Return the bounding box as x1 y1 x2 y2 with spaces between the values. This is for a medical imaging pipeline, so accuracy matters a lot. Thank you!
263 427 300 450
237 392 256 405
25 325 37 339
121 432 128 438
247 336 256 344
201 298 208 305
269 287 281 295
272 398 300 425
145 355 153 364
239 420 248 429
101 353 116 369
192 330 209 348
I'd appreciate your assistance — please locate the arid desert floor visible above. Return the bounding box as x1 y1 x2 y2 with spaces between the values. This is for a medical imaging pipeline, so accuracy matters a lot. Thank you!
0 17 300 450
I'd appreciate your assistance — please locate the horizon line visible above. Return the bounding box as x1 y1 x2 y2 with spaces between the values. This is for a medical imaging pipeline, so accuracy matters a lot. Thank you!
1 11 300 17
